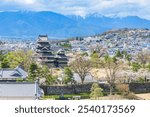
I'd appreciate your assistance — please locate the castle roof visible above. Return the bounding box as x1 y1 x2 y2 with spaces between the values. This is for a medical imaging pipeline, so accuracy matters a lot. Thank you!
37 35 48 42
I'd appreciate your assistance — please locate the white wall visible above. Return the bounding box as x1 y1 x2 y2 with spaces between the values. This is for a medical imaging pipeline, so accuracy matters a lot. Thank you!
0 83 36 99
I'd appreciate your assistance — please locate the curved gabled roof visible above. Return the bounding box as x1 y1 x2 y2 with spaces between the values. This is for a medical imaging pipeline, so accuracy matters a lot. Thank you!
0 66 27 79
57 49 65 54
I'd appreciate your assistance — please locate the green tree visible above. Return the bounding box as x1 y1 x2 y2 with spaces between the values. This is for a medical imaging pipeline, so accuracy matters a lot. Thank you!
90 51 101 68
40 65 57 85
28 62 39 82
39 65 50 79
126 54 132 66
115 50 123 58
90 83 103 99
90 83 99 92
0 50 4 62
91 51 99 58
1 59 10 68
45 75 57 85
135 77 145 83
115 50 132 64
131 62 141 72
122 50 128 58
81 52 88 57
4 50 33 71
63 67 73 84
147 63 150 71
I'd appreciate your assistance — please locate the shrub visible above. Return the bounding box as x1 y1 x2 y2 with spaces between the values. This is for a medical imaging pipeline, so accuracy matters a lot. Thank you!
135 77 145 83
90 83 104 99
116 84 129 96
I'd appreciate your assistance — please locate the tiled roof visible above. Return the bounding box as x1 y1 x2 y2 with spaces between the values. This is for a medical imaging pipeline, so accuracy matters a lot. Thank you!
38 35 48 42
0 66 27 80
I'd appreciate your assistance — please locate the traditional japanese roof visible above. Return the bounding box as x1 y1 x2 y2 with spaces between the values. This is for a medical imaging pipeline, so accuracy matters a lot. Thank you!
0 66 27 80
36 35 68 67
57 49 65 54
37 35 48 42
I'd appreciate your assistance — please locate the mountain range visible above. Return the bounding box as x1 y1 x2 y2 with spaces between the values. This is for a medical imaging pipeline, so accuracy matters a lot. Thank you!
0 11 150 39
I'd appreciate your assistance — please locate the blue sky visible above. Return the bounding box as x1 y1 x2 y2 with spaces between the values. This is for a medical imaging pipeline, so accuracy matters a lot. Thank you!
0 0 150 20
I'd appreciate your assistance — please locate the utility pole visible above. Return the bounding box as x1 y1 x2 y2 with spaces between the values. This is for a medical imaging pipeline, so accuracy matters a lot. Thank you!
35 78 39 100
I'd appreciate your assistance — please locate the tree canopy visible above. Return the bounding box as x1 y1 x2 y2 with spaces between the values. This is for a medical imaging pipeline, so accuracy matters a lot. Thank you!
70 56 91 84
1 50 33 71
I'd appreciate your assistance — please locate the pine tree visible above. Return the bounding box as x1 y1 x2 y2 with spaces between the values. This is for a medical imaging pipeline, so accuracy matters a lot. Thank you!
90 83 103 99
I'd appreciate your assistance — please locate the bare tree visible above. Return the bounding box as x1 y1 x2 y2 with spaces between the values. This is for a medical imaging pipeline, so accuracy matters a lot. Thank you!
70 56 91 84
90 44 107 58
102 55 122 95
136 50 150 68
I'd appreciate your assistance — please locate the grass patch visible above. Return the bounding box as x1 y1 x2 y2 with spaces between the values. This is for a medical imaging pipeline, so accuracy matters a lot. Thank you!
43 93 90 100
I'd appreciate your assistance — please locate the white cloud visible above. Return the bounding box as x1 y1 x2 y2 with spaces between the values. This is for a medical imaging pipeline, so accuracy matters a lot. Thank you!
18 0 36 4
1 0 36 4
0 0 150 19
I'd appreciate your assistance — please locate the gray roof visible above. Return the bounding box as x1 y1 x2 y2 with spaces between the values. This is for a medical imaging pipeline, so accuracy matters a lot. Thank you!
0 66 28 80
57 49 65 54
0 82 43 99
38 35 48 42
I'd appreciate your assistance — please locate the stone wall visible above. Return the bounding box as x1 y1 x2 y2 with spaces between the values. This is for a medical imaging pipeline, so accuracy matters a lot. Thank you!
129 83 150 93
40 83 150 95
41 83 109 95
